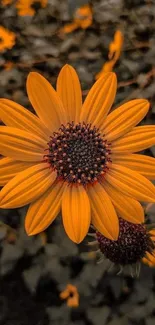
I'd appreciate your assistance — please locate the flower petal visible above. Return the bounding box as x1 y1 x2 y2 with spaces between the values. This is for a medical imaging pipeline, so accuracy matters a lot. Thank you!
80 72 117 128
87 182 119 240
62 184 90 243
0 163 57 208
0 157 35 185
0 99 50 141
102 99 149 141
143 253 155 267
103 180 144 223
56 64 82 123
149 229 155 239
105 164 155 202
25 181 65 235
0 126 46 161
112 126 155 153
26 72 67 132
113 154 155 179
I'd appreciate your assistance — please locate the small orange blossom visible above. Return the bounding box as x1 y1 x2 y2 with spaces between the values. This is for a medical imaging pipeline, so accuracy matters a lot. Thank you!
0 26 16 52
60 284 79 307
108 30 124 62
60 4 92 34
16 0 47 16
96 30 123 79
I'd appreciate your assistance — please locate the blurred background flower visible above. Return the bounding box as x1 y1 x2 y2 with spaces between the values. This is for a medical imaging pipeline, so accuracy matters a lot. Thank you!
0 26 16 52
16 0 48 16
60 284 79 307
59 4 92 34
95 30 124 78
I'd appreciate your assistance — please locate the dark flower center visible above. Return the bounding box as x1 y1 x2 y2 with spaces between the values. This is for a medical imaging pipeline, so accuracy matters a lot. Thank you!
96 219 154 265
45 122 111 185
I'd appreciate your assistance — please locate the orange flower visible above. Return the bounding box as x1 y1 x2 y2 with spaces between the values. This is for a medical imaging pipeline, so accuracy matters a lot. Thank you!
0 65 155 244
96 30 123 79
60 4 92 34
60 284 79 307
16 0 47 16
0 26 16 52
74 4 92 29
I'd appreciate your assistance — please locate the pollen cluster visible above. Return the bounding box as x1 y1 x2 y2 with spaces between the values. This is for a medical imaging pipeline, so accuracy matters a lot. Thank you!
46 122 111 185
96 219 154 265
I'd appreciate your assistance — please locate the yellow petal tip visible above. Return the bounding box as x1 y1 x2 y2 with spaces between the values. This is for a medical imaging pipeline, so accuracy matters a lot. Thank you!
63 63 71 68
73 238 82 244
99 71 117 88
27 232 33 237
25 227 37 236
25 221 37 236
110 224 119 241
67 232 86 244
113 233 119 241
27 72 42 83
60 64 75 73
